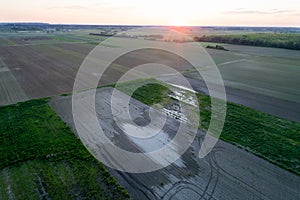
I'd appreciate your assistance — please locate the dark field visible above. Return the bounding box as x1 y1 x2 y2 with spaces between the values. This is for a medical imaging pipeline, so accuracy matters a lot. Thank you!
0 34 299 109
0 41 93 99
0 36 190 102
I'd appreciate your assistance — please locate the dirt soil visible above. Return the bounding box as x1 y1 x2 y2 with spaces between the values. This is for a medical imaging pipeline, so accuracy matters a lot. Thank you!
49 87 300 200
0 40 299 123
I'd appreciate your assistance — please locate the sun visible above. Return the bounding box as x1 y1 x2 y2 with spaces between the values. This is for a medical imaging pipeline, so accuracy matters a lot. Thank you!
170 18 187 26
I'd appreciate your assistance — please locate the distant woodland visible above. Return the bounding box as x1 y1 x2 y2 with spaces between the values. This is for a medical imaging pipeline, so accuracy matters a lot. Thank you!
194 33 300 50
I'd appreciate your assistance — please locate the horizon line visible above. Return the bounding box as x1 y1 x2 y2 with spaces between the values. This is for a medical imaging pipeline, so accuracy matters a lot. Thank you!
0 21 300 28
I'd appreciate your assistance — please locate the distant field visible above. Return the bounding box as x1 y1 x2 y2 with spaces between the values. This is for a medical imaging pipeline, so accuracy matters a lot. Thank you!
0 38 16 46
0 30 107 46
0 34 299 116
0 99 129 199
186 45 300 104
0 41 189 103
221 57 300 103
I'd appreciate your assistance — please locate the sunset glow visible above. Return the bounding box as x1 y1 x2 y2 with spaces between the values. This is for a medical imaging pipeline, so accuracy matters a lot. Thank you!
0 0 299 26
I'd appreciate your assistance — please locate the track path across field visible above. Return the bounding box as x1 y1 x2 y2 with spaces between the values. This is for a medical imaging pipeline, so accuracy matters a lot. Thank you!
50 87 300 200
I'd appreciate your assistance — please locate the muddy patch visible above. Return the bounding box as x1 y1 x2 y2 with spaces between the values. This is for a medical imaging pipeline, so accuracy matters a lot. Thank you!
50 87 300 200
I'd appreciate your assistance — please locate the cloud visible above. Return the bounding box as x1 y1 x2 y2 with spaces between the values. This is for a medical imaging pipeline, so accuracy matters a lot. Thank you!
48 5 89 10
223 8 298 15
47 3 136 14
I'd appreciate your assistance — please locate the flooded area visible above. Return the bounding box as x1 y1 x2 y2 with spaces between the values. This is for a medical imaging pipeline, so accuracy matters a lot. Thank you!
157 74 300 123
50 87 300 200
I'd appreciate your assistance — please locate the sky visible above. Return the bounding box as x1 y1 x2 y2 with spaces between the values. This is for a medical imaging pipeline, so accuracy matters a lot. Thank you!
0 0 300 26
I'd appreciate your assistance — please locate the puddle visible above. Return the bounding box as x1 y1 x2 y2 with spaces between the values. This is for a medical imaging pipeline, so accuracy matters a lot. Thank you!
166 82 197 94
121 122 186 168
121 123 162 138
162 108 188 123
121 122 172 152
169 90 197 106
167 83 198 107
159 82 198 123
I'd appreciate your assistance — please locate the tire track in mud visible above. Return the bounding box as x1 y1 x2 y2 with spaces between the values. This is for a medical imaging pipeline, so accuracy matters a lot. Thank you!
161 136 219 200
115 171 157 200
210 147 271 200
50 87 300 200
101 146 157 199
0 58 28 106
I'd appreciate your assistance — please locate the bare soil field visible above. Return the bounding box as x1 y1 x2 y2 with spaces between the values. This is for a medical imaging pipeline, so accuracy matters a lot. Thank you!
0 45 79 98
0 38 16 47
53 42 96 55
225 44 300 59
0 37 299 123
201 45 300 103
49 87 300 200
0 42 192 104
9 38 29 45
0 58 27 105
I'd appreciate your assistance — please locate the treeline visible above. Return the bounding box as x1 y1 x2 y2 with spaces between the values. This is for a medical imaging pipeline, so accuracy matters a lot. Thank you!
194 33 300 50
206 45 229 51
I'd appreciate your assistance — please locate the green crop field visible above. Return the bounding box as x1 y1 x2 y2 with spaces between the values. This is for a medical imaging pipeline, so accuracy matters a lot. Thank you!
0 99 130 199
